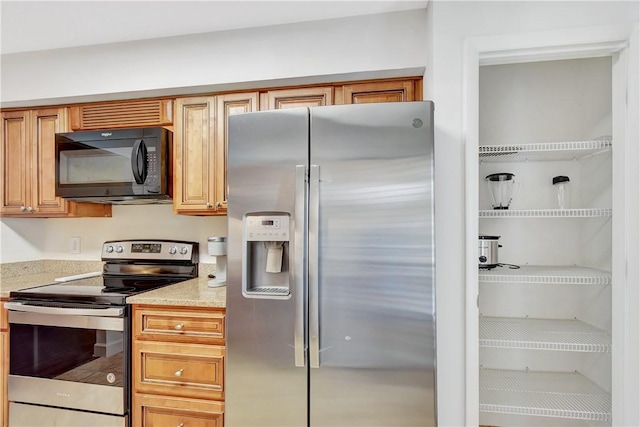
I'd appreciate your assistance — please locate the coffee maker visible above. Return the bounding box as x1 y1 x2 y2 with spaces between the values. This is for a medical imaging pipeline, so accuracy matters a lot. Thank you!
208 237 227 287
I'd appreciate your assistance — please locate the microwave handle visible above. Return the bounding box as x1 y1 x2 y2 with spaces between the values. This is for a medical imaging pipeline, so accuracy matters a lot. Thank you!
131 139 148 184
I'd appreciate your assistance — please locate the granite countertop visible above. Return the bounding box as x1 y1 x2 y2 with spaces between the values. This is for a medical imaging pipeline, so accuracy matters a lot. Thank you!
0 260 226 308
126 276 226 308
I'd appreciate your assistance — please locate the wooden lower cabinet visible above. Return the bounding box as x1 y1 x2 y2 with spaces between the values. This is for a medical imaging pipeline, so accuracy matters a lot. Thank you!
1 301 8 427
133 393 224 427
132 305 225 425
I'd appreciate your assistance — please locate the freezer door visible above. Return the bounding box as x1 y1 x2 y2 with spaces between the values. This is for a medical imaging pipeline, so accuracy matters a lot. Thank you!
226 108 309 427
309 102 436 426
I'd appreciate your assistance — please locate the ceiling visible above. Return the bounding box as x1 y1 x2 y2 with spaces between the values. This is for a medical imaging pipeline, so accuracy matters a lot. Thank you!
1 1 428 54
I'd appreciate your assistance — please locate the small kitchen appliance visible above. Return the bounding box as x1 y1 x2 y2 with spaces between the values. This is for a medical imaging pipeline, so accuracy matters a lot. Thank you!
55 127 173 204
5 239 198 427
479 235 501 269
208 236 227 287
486 172 519 209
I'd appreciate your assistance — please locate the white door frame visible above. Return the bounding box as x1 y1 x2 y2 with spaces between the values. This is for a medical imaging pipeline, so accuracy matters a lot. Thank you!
463 24 639 426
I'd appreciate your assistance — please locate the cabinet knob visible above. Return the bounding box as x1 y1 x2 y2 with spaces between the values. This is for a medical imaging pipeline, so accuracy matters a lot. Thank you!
26 206 34 213
206 202 212 208
177 423 184 427
174 323 185 330
19 206 26 212
174 368 184 377
216 201 222 208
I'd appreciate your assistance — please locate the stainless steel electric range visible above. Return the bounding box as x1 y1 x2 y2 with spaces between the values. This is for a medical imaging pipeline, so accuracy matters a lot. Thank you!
4 239 199 427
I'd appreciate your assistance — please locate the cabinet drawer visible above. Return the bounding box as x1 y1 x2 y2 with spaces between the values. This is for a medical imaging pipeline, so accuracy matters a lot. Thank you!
133 393 223 427
134 341 224 401
133 306 225 344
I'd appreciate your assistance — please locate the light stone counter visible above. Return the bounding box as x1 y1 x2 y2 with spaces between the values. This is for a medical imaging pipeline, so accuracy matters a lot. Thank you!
1 261 224 308
126 276 226 308
0 260 104 298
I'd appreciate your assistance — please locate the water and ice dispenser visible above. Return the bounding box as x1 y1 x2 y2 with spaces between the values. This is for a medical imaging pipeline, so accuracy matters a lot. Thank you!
242 213 291 298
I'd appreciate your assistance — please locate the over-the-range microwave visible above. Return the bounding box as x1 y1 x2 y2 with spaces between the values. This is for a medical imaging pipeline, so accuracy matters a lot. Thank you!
55 127 172 204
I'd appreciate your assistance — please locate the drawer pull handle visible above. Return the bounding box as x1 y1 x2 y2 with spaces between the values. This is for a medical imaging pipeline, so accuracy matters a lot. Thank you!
174 323 185 330
174 369 184 377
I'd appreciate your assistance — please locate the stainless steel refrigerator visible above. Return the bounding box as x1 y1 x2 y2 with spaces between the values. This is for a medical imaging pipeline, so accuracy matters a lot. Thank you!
226 101 436 427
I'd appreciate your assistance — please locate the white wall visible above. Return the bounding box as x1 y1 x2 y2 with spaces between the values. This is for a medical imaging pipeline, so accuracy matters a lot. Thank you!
0 206 227 264
424 1 638 426
0 10 426 108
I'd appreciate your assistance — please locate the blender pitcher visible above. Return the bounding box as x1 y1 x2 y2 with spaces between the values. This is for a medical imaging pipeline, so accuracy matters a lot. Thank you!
486 173 520 209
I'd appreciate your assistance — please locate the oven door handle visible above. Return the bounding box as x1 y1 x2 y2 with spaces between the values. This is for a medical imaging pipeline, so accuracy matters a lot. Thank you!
4 302 124 317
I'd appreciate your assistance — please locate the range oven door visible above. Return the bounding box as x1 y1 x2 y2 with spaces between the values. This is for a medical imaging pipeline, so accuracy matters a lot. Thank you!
5 302 128 426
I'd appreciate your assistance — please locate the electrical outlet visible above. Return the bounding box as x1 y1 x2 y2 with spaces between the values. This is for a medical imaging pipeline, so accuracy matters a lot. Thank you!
70 236 81 254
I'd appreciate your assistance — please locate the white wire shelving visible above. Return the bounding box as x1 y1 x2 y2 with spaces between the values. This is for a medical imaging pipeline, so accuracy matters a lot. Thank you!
479 138 612 163
479 317 611 353
479 265 612 285
479 208 612 218
480 368 611 422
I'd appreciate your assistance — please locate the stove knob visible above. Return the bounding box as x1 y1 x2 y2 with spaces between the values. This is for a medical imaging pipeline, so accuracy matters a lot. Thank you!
169 246 178 255
116 245 124 253
180 246 189 255
106 246 114 253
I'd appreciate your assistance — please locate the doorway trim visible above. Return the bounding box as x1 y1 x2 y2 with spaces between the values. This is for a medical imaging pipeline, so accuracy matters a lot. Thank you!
463 23 639 426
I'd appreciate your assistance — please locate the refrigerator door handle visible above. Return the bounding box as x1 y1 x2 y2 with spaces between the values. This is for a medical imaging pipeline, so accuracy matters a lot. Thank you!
309 164 320 369
294 165 307 367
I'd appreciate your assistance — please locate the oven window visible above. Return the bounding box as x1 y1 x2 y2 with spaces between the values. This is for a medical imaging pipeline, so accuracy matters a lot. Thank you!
10 324 124 387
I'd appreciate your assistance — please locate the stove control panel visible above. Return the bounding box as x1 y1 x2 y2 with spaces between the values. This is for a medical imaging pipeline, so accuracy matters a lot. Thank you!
102 239 199 262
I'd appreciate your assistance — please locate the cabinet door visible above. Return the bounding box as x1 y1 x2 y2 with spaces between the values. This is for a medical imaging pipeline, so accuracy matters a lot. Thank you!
134 341 225 401
134 306 225 345
173 97 218 215
260 87 333 110
133 393 224 427
215 92 258 211
31 108 69 215
69 99 173 130
336 80 418 104
1 111 31 215
1 332 5 427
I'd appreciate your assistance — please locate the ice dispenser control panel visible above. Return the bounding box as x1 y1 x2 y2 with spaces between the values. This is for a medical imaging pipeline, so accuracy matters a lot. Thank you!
245 216 290 241
242 213 291 299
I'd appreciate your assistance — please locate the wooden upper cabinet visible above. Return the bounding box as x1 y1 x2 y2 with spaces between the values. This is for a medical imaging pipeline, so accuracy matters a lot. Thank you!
260 87 333 110
69 99 173 130
173 97 218 215
1 110 30 215
335 80 420 104
215 92 258 212
0 108 110 218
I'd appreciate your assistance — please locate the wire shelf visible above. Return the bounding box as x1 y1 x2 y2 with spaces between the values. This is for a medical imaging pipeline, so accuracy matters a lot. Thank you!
479 265 612 285
480 368 611 421
479 208 612 218
479 317 611 353
479 139 612 162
